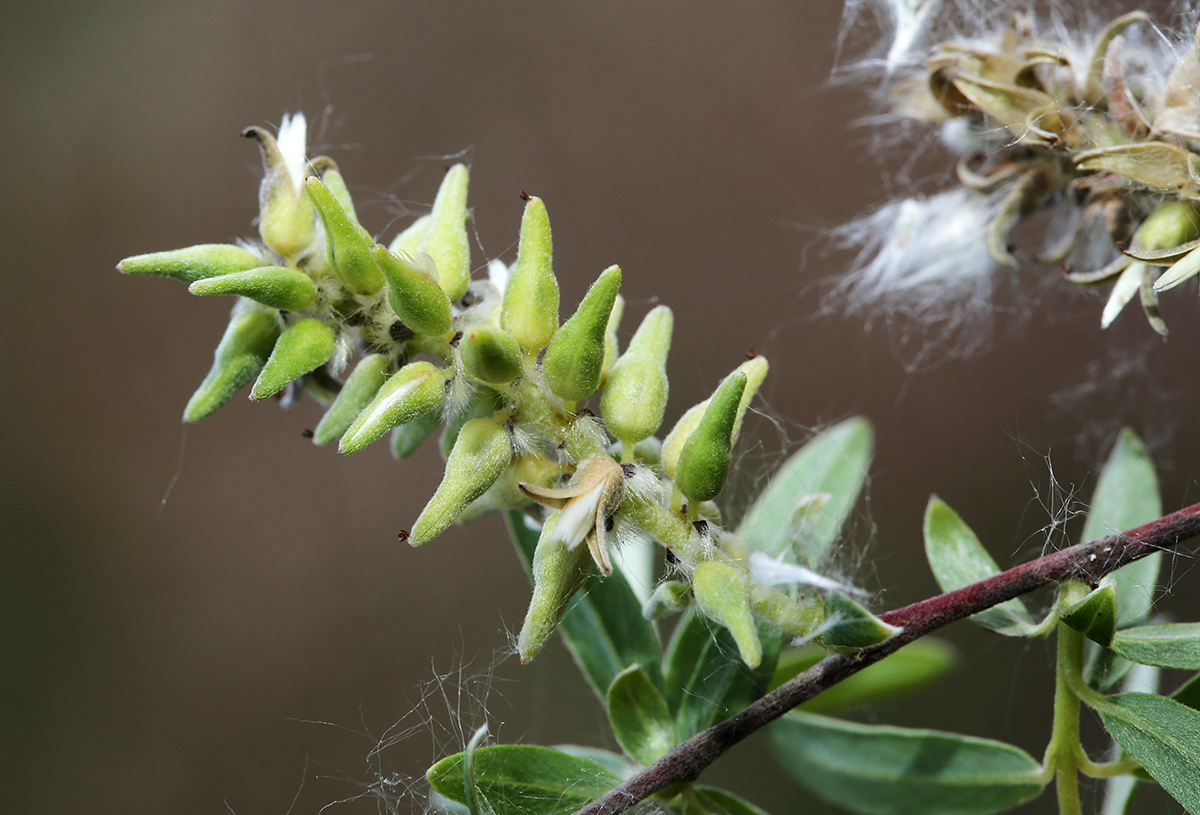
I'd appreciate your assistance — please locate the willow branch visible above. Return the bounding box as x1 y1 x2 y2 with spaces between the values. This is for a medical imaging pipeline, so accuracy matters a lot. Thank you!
574 501 1200 815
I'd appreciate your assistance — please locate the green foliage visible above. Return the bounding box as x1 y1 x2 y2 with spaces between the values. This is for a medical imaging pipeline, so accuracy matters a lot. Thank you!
769 713 1046 815
606 665 677 765
1100 693 1200 813
1110 623 1200 671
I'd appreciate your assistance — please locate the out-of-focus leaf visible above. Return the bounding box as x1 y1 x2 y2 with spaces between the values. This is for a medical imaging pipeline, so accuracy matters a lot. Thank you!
923 497 1038 636
606 665 677 765
694 786 773 815
737 417 872 566
769 640 956 712
769 713 1045 815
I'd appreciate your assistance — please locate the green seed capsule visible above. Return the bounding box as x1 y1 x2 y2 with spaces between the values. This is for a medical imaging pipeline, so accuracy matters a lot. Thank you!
244 123 315 258
1133 199 1200 251
183 300 281 423
460 325 523 385
311 353 391 446
419 164 471 302
250 317 336 401
501 196 559 354
517 511 597 662
371 244 453 337
308 157 359 224
339 361 446 454
117 244 264 285
822 591 901 652
674 372 746 503
410 417 513 545
439 386 506 460
601 305 673 445
692 561 762 668
543 265 622 402
306 176 385 296
188 265 316 311
599 294 624 385
662 355 768 480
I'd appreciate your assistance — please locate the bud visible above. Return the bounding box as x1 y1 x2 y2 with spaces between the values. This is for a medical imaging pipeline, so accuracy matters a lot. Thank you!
311 353 391 446
543 265 622 402
517 511 596 662
1057 580 1118 648
305 176 385 296
387 214 431 256
822 590 901 652
183 301 281 422
419 164 471 302
662 355 768 480
439 387 507 459
459 452 560 522
371 245 453 337
600 294 624 385
601 305 673 445
339 360 446 454
692 560 762 668
308 157 358 224
244 117 315 258
674 372 746 504
390 409 444 460
410 417 513 545
249 317 336 401
1144 201 1200 292
642 580 692 620
459 325 524 385
117 244 263 285
751 589 822 637
188 265 316 311
501 196 559 354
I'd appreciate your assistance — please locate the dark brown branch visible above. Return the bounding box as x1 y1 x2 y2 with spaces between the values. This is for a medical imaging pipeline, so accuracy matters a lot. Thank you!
574 501 1200 815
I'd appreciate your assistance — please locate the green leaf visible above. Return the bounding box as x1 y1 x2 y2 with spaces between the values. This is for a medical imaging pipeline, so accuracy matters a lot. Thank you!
769 713 1046 815
694 786 773 815
1100 693 1200 813
737 417 872 566
1081 430 1163 690
427 745 618 815
1172 673 1200 710
1058 582 1118 647
1110 623 1200 670
1082 428 1162 627
662 610 781 739
551 745 636 782
769 640 956 713
822 591 901 651
606 665 677 765
923 497 1038 636
506 511 661 700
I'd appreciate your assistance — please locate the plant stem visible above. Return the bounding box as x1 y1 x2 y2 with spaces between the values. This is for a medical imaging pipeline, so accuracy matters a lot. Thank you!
1046 623 1085 815
573 500 1200 815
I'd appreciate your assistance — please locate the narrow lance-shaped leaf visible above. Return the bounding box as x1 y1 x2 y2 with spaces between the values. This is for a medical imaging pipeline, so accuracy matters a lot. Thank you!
923 497 1038 636
737 417 872 566
769 712 1046 815
1110 623 1200 671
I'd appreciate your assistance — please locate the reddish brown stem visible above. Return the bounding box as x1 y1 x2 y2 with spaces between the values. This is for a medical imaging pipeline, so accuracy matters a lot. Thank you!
574 501 1200 815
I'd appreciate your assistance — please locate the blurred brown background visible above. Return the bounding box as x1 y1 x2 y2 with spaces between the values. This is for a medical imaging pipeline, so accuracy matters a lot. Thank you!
5 1 1200 813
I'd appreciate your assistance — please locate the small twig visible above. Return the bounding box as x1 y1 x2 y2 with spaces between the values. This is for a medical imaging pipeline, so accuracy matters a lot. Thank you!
574 501 1200 815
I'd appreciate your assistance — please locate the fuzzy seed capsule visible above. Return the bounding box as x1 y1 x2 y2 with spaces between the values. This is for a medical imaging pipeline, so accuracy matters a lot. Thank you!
674 372 746 504
244 119 315 258
501 196 559 354
184 300 281 422
419 164 472 302
692 561 762 668
250 317 336 401
601 305 673 445
311 353 391 446
517 512 597 662
410 417 513 545
390 410 443 460
642 580 692 620
117 244 264 285
371 245 453 337
543 265 622 402
339 361 446 454
188 265 316 311
662 355 768 480
306 176 385 296
459 325 523 385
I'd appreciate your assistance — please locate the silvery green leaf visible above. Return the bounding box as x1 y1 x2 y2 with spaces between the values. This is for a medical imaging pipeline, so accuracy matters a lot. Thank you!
1100 693 1200 813
1110 623 1200 671
605 664 677 766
